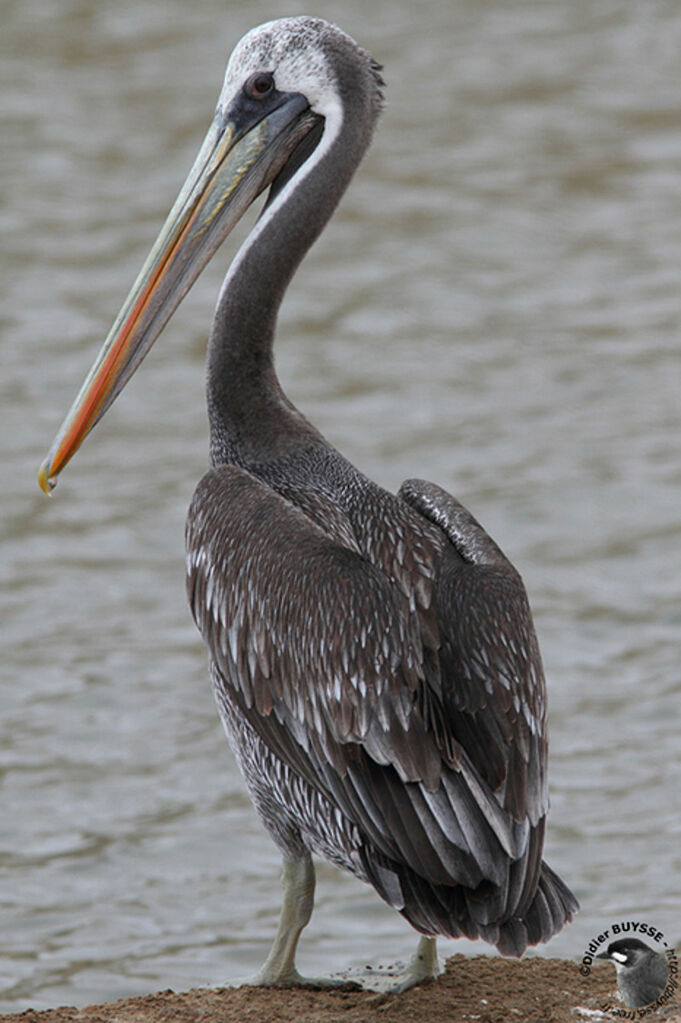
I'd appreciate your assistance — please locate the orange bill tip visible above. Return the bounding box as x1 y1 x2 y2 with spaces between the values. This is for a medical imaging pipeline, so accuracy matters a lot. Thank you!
38 457 57 495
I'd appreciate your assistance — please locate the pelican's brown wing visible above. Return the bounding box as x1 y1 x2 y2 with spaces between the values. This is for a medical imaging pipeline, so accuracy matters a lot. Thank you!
186 464 575 950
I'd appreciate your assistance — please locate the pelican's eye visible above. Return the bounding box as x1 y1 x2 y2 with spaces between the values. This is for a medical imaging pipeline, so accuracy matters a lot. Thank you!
245 72 275 99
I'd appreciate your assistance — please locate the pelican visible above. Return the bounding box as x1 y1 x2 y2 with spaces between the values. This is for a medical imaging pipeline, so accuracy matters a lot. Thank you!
39 16 577 992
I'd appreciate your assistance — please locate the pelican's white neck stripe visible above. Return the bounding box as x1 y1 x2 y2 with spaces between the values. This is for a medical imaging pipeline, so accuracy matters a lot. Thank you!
215 94 343 312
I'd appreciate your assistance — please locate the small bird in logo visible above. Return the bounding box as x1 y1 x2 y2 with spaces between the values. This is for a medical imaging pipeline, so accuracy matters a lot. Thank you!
597 937 669 1008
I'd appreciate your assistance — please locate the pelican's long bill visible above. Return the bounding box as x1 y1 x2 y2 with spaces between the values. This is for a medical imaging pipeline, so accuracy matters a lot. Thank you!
38 89 314 494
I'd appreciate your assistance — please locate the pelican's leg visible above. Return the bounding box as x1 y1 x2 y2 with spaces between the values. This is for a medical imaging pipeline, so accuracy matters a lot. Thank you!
254 854 316 985
223 853 356 989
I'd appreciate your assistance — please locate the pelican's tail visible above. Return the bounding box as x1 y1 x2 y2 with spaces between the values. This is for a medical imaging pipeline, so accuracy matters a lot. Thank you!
362 845 578 956
494 861 579 956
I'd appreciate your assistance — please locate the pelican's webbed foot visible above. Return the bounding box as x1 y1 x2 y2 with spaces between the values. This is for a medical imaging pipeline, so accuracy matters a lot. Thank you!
356 936 443 995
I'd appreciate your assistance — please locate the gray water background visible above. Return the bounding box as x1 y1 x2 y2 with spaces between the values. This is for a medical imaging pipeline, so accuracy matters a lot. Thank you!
2 0 680 1011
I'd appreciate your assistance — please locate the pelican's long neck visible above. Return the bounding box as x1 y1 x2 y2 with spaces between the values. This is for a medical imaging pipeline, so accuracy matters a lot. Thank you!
207 87 378 469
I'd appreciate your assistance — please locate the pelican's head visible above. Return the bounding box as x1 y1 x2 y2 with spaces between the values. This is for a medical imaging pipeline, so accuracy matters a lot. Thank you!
39 17 383 493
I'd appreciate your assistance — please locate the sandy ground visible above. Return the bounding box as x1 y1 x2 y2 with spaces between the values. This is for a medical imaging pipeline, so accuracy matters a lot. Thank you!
3 955 680 1023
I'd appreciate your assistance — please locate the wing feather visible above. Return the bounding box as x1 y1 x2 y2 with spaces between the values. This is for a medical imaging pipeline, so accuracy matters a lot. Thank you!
399 478 548 825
